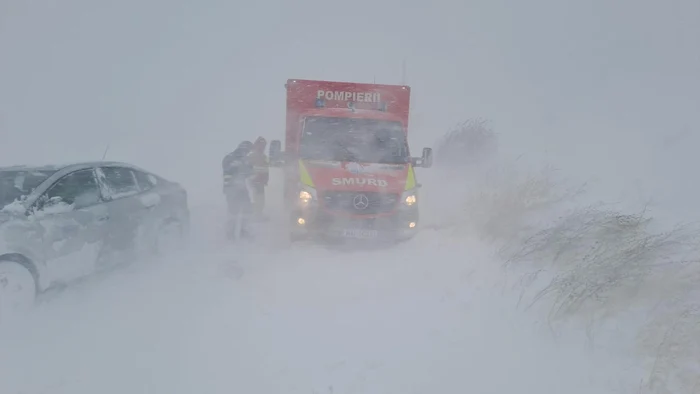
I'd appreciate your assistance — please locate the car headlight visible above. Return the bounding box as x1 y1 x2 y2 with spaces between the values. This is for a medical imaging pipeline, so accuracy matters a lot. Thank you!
402 189 417 207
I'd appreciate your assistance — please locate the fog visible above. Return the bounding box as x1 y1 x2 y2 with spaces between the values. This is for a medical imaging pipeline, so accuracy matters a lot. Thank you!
4 0 698 203
2 0 700 392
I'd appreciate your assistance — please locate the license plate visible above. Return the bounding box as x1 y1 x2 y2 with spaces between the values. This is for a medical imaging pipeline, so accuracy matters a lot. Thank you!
341 228 378 239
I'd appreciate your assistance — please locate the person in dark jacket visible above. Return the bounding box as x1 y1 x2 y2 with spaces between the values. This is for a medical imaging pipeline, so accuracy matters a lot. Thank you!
222 141 254 239
248 137 269 219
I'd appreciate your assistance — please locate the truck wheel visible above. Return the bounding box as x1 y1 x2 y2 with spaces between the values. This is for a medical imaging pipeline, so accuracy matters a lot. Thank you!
290 232 305 242
0 260 37 321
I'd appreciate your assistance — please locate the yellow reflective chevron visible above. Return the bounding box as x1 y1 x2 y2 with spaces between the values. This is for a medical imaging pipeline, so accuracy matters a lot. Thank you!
405 164 416 190
298 160 315 187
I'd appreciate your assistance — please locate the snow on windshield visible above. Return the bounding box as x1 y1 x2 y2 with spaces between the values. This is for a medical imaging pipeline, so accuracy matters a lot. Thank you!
0 169 56 209
299 117 409 164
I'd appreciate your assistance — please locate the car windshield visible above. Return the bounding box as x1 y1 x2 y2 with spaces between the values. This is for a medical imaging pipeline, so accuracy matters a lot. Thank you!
0 169 57 209
299 116 409 164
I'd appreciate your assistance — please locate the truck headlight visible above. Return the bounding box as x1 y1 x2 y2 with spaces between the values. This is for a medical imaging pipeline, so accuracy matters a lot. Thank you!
402 190 417 207
299 190 312 203
298 186 317 206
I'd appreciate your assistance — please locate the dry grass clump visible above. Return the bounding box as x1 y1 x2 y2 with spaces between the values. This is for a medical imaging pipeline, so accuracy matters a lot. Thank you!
434 118 498 169
433 120 700 393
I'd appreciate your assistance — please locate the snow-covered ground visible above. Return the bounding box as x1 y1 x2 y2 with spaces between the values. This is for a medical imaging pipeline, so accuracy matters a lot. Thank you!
0 170 642 394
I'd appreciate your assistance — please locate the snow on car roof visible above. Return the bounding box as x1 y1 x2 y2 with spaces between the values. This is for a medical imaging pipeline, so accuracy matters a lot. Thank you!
0 164 62 171
0 161 145 172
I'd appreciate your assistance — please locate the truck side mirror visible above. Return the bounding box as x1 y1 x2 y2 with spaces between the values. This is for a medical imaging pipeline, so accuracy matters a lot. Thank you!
269 140 284 166
421 147 433 168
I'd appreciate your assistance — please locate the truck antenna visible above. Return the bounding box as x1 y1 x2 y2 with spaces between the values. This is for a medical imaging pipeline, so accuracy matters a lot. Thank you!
401 59 407 85
101 143 110 160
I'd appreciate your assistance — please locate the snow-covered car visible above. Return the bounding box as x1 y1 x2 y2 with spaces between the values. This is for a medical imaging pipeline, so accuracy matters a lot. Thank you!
0 161 190 317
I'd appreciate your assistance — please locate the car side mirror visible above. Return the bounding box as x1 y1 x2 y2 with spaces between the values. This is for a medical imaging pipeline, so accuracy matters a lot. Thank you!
269 140 284 166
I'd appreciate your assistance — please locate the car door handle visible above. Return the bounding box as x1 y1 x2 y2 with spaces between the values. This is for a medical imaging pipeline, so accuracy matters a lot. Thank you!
97 214 110 222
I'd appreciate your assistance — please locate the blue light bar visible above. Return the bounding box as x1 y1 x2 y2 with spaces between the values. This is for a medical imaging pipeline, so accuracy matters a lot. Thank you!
315 98 325 108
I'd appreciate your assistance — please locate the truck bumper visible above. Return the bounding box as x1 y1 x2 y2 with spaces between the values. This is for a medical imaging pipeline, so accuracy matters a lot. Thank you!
290 206 419 243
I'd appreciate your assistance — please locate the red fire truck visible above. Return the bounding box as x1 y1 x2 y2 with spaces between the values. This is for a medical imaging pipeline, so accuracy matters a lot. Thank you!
269 78 433 242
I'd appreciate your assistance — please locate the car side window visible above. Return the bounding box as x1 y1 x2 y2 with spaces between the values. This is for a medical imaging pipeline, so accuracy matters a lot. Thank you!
98 167 140 200
134 170 157 192
41 169 101 211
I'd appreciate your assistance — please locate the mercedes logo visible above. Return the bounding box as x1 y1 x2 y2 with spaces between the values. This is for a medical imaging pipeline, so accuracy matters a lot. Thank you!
352 194 369 210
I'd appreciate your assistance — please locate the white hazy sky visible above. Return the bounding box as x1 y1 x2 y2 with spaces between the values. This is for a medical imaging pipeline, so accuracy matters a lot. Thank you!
2 0 699 213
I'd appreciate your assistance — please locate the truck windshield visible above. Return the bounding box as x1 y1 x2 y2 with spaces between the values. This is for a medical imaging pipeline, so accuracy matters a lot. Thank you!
299 116 409 164
0 169 56 209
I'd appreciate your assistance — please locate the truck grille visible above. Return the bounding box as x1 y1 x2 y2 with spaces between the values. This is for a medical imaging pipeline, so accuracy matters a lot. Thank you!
321 191 399 215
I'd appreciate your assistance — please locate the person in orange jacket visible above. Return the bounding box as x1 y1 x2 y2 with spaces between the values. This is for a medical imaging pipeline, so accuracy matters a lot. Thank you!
248 137 269 219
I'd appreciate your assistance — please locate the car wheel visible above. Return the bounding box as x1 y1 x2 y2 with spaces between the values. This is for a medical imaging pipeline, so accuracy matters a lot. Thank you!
0 260 37 321
154 219 184 256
